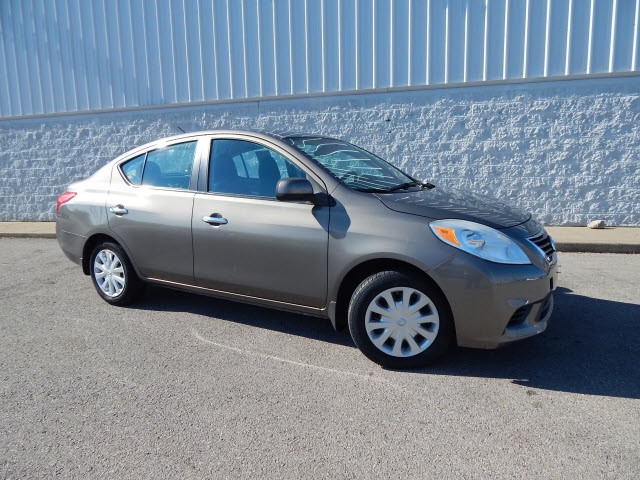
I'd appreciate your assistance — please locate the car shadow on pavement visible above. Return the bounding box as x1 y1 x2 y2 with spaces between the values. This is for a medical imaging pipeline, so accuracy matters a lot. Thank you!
136 286 356 348
137 285 639 399
423 287 640 399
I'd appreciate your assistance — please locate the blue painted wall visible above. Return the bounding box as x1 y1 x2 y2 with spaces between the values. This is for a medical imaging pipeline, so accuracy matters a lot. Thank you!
1 0 639 117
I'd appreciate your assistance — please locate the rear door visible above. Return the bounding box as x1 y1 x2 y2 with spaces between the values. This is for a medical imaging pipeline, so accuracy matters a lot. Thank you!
191 136 330 308
107 138 204 284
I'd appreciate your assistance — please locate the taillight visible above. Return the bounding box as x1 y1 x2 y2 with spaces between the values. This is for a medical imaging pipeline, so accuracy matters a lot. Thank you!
56 192 77 214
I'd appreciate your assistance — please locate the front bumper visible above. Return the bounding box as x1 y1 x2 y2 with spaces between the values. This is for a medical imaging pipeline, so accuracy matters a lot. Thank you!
429 249 558 349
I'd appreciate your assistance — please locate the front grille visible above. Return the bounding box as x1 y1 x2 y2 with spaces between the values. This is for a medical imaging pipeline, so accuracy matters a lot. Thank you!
528 230 556 262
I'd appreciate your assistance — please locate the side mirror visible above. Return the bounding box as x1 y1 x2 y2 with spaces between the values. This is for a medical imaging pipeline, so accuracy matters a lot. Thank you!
276 178 316 203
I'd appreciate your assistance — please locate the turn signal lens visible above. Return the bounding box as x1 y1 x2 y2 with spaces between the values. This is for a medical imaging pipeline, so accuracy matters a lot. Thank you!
56 192 77 214
432 226 460 246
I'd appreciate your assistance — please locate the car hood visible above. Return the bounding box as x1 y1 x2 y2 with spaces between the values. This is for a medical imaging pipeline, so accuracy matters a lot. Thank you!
375 186 530 229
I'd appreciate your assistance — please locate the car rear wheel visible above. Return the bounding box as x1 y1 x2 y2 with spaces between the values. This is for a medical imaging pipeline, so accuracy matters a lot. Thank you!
348 271 454 369
90 242 142 306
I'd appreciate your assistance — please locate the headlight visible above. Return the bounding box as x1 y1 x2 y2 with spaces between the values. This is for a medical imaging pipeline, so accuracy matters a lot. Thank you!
429 219 531 265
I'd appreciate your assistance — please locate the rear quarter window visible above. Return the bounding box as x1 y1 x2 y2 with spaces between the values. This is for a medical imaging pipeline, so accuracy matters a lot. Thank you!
120 154 146 185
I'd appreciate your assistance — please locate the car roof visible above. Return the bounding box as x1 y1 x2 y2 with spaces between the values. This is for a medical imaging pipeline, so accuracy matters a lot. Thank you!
143 129 332 144
111 129 349 179
254 130 326 140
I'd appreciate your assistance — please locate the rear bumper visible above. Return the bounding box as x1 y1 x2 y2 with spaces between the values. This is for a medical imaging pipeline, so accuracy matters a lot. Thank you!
56 221 86 266
429 252 558 349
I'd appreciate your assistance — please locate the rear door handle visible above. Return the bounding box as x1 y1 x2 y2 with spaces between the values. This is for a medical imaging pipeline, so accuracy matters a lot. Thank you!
202 214 228 226
110 205 128 215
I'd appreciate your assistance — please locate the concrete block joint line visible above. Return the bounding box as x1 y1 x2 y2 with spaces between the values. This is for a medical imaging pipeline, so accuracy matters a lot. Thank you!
0 76 639 225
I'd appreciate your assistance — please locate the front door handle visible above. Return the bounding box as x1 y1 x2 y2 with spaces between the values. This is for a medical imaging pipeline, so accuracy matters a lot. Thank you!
202 214 228 226
110 205 128 215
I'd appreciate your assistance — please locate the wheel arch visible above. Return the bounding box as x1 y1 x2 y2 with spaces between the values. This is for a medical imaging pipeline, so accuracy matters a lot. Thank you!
332 258 454 335
81 232 136 276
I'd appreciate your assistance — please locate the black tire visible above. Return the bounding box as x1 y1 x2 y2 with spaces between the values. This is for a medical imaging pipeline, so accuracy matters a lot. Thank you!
348 270 454 369
89 241 143 306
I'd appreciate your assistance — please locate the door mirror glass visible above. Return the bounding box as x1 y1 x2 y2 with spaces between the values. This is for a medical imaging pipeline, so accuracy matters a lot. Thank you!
276 178 315 202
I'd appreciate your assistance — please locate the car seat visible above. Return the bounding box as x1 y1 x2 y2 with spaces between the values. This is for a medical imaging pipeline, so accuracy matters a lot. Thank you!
256 151 282 197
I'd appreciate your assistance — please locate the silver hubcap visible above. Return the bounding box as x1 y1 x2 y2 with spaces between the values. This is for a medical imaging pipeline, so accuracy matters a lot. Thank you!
93 249 126 298
365 287 440 358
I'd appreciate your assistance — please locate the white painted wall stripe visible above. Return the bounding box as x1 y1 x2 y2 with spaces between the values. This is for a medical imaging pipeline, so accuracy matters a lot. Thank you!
544 0 551 77
610 0 619 72
523 0 530 78
587 0 595 74
565 0 574 75
304 0 310 93
633 0 640 70
503 0 509 80
426 0 430 85
288 0 294 94
463 0 469 83
483 0 489 82
389 0 394 87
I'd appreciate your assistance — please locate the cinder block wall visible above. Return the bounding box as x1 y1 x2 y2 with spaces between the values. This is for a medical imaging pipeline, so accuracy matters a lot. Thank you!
1 76 638 224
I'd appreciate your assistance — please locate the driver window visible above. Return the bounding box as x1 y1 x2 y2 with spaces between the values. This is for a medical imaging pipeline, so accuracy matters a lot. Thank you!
208 139 306 198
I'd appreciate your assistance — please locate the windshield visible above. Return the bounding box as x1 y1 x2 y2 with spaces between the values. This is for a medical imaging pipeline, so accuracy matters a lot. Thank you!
286 136 418 192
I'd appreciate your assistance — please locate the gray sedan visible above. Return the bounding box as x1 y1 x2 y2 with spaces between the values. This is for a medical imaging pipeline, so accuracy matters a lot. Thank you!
56 130 558 368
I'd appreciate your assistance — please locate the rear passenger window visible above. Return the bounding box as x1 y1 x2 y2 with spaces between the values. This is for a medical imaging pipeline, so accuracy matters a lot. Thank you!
142 141 197 190
120 154 145 185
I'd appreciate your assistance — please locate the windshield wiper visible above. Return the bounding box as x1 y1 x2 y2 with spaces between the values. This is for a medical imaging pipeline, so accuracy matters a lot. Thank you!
386 181 435 192
355 181 435 194
386 181 423 192
354 187 394 193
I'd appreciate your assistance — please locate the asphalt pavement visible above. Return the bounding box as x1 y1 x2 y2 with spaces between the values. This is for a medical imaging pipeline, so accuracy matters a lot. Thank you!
1 238 639 479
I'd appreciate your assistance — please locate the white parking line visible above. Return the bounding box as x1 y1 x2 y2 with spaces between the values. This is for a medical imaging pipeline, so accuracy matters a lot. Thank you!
191 328 390 384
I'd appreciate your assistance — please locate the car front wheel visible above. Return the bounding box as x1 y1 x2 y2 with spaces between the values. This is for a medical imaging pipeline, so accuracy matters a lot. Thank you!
89 242 142 306
348 271 454 369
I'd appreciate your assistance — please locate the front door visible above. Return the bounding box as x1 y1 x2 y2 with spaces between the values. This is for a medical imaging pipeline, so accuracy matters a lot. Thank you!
191 138 329 308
